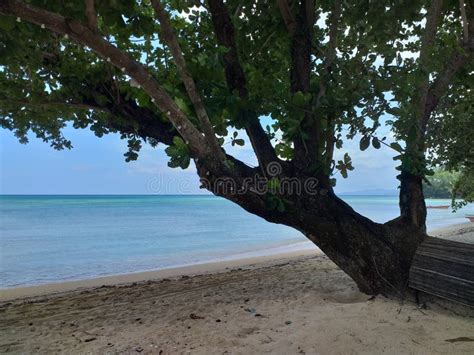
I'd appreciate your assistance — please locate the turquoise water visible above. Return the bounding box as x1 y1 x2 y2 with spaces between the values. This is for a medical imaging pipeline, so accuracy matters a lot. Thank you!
0 195 472 288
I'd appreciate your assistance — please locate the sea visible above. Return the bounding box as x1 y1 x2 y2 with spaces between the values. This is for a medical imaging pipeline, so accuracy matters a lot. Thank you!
1 195 473 288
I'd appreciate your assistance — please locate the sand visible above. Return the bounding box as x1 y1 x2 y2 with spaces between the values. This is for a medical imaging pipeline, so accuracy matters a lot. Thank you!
431 222 474 244
1 224 473 354
0 247 318 302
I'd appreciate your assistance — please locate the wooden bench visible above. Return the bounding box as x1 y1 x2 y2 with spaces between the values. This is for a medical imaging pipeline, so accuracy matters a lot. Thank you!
409 237 474 307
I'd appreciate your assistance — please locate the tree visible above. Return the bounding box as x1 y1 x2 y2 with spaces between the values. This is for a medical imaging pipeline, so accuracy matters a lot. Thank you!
0 0 472 295
423 168 459 198
423 168 474 209
452 167 474 209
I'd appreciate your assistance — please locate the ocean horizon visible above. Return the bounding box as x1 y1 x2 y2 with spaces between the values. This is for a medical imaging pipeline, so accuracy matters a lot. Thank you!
1 194 473 288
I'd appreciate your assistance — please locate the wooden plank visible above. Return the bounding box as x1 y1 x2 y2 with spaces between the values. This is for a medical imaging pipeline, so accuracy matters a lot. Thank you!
409 268 474 307
412 253 474 281
417 236 474 251
409 237 474 307
415 237 474 263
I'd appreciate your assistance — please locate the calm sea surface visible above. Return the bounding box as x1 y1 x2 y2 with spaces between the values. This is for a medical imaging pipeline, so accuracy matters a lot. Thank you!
1 195 473 288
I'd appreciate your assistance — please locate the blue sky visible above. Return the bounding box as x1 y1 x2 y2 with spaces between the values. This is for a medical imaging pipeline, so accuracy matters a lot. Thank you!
0 122 400 195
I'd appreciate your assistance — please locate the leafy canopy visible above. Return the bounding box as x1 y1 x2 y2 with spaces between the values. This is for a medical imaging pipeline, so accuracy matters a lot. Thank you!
0 0 472 185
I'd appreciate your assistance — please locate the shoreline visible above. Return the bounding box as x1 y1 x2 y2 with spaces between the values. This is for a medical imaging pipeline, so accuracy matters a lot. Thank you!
0 244 319 302
1 222 472 303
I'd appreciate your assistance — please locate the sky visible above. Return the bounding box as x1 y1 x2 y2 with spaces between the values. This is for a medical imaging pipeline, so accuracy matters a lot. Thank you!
0 118 400 195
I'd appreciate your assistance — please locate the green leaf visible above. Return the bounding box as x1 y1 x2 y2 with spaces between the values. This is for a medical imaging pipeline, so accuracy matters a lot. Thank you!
372 137 381 149
232 138 245 146
172 136 186 148
343 153 351 164
360 136 370 151
174 97 190 115
340 168 348 178
389 142 403 153
292 91 310 107
0 16 16 31
268 177 280 190
386 107 401 116
165 136 190 169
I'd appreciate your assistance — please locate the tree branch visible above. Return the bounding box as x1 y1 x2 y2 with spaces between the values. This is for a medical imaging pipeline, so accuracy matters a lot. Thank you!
208 0 278 168
151 0 224 160
0 96 105 112
421 0 474 132
318 0 342 167
460 0 469 43
325 2 341 68
399 0 444 229
415 0 443 134
276 0 296 34
0 91 177 145
101 98 176 145
0 0 211 158
288 0 319 170
84 0 98 33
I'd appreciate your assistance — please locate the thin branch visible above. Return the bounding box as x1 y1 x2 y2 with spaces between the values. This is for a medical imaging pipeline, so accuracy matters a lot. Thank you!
0 97 107 112
208 0 278 167
233 3 243 18
0 0 211 158
84 0 98 33
419 0 444 76
415 0 443 134
325 2 341 68
255 32 276 57
316 0 342 166
276 0 296 34
422 1 474 131
367 132 401 153
151 0 224 161
423 48 471 129
460 0 469 43
0 92 180 145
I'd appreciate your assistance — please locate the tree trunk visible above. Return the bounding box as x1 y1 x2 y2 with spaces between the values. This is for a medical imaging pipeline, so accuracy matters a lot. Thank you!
291 193 426 295
215 183 427 295
399 169 427 232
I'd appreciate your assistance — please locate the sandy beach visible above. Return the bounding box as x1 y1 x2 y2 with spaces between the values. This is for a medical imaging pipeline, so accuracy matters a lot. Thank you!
1 224 473 354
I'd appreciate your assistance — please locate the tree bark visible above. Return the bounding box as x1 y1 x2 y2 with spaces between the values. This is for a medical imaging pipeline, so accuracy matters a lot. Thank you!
205 168 427 295
398 170 427 232
289 0 321 169
255 193 424 295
